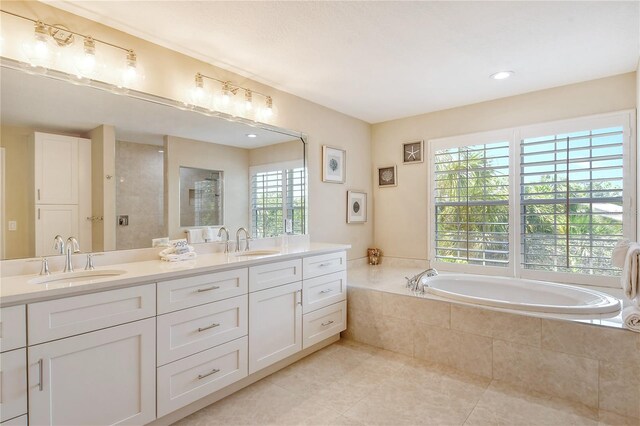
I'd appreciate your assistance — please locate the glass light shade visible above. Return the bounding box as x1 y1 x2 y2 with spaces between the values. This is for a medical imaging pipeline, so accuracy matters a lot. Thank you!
118 50 145 89
21 22 58 72
70 38 105 83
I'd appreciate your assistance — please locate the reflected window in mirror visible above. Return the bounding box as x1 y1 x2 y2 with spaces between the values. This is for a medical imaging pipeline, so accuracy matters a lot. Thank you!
250 161 305 238
180 167 224 227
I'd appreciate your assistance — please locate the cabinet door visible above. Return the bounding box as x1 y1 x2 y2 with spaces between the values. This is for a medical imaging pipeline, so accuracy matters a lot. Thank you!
35 205 78 257
34 133 79 205
0 349 27 422
249 281 302 374
28 318 156 426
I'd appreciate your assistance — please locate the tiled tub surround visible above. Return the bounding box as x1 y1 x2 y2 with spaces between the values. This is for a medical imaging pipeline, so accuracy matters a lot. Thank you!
344 261 640 421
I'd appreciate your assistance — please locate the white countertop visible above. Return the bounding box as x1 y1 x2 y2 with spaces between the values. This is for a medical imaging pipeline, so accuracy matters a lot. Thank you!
348 262 629 330
0 243 349 307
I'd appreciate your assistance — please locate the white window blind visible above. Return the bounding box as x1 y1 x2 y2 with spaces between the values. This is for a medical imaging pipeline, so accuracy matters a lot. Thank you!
434 141 510 267
520 126 625 276
251 167 305 238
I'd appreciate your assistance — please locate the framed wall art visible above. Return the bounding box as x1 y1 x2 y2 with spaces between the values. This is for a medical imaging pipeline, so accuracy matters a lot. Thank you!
378 165 397 187
403 140 424 164
322 145 346 183
347 190 367 223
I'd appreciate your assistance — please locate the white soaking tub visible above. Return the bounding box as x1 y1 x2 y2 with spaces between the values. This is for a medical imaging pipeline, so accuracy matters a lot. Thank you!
421 274 621 314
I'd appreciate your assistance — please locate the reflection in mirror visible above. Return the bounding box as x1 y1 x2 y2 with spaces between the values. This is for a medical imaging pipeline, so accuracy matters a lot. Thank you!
180 167 224 227
0 62 306 260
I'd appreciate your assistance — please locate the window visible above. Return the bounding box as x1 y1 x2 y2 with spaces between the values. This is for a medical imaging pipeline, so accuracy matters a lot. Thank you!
429 111 635 286
520 126 625 276
434 141 510 267
250 163 305 238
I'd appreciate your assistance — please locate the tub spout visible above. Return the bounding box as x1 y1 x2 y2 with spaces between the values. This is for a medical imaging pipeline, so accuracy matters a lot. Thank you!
406 268 438 293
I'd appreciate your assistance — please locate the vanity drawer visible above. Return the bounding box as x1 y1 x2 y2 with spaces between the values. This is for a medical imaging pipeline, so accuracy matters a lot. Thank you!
157 295 247 366
157 336 248 417
0 306 26 352
28 284 156 345
157 268 248 314
302 301 346 349
0 348 27 422
303 251 346 279
303 271 347 313
249 259 302 292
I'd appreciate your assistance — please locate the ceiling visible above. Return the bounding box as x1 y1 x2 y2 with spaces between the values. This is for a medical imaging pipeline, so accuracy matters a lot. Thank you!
44 1 640 123
0 66 296 148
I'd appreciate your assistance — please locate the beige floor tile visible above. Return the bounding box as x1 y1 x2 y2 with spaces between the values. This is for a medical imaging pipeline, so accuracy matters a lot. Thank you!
464 381 598 426
382 292 450 328
492 339 599 408
451 305 541 347
542 320 638 364
414 321 493 378
597 410 640 426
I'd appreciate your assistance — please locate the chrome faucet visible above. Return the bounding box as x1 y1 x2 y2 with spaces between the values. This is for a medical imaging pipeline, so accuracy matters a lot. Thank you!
64 237 80 272
405 268 438 293
235 227 251 252
53 235 65 255
217 227 230 253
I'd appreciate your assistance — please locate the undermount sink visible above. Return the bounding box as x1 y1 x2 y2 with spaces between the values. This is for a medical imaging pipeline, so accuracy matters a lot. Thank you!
232 249 281 257
28 269 127 285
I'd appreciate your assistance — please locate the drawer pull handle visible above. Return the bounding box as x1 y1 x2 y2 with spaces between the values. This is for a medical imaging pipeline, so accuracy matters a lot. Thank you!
198 323 221 332
197 285 220 292
320 288 334 294
321 320 335 327
37 359 44 391
197 368 220 379
318 262 331 267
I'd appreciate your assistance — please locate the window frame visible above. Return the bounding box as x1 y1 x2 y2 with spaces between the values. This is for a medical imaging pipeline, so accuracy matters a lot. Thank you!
427 110 636 287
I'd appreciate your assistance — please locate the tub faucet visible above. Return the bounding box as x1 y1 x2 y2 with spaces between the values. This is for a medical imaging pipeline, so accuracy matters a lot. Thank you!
218 227 230 253
405 268 438 293
235 227 251 252
64 237 80 272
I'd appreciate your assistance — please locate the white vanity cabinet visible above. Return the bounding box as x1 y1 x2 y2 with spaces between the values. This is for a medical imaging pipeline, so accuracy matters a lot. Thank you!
26 285 157 426
0 305 27 425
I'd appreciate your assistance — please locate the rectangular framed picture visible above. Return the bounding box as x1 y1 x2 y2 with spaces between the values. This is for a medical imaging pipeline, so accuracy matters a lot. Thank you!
378 165 397 187
322 145 346 183
403 140 424 164
347 190 367 223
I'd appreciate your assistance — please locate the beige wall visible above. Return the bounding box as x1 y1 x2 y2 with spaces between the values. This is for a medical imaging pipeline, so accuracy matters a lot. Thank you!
249 140 303 167
0 125 34 259
88 125 116 252
372 72 637 259
637 59 640 242
0 1 373 260
165 136 249 240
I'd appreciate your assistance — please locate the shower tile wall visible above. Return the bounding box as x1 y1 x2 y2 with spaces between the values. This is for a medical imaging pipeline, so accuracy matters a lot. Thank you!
116 141 165 249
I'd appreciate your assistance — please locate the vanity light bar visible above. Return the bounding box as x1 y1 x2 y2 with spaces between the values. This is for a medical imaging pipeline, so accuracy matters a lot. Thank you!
194 72 275 115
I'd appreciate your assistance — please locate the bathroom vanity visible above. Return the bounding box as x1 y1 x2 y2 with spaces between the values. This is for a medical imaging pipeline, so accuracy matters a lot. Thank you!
0 245 348 426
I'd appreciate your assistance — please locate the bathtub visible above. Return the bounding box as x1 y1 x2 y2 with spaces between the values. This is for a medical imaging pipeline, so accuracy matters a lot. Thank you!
421 274 621 314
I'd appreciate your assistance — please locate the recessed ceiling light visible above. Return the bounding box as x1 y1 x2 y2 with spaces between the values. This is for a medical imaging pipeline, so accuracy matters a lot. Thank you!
490 71 514 80
158 150 164 153
247 134 257 138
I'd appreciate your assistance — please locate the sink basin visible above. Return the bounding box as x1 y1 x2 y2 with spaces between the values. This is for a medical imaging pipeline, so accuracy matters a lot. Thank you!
28 269 127 285
232 249 281 257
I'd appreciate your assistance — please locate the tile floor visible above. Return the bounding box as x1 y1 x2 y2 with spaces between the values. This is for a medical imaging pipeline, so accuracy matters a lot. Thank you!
174 340 639 426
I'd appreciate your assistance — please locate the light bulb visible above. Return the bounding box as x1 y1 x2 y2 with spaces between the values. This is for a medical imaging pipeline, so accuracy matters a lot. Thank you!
221 82 232 105
119 49 142 88
21 21 57 71
244 89 253 111
73 36 97 80
189 73 211 108
263 96 274 118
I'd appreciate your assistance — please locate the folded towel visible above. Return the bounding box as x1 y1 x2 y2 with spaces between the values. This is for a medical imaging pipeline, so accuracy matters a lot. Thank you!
202 227 216 242
611 239 630 268
622 305 640 333
186 229 205 244
159 240 197 262
621 244 640 300
160 251 197 262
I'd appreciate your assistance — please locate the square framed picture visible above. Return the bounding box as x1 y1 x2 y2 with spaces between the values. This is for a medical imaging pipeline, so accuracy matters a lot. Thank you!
378 165 397 187
403 140 424 164
347 190 367 223
322 145 346 183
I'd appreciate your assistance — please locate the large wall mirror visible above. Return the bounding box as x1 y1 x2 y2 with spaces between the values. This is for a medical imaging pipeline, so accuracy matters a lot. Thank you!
0 63 307 260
